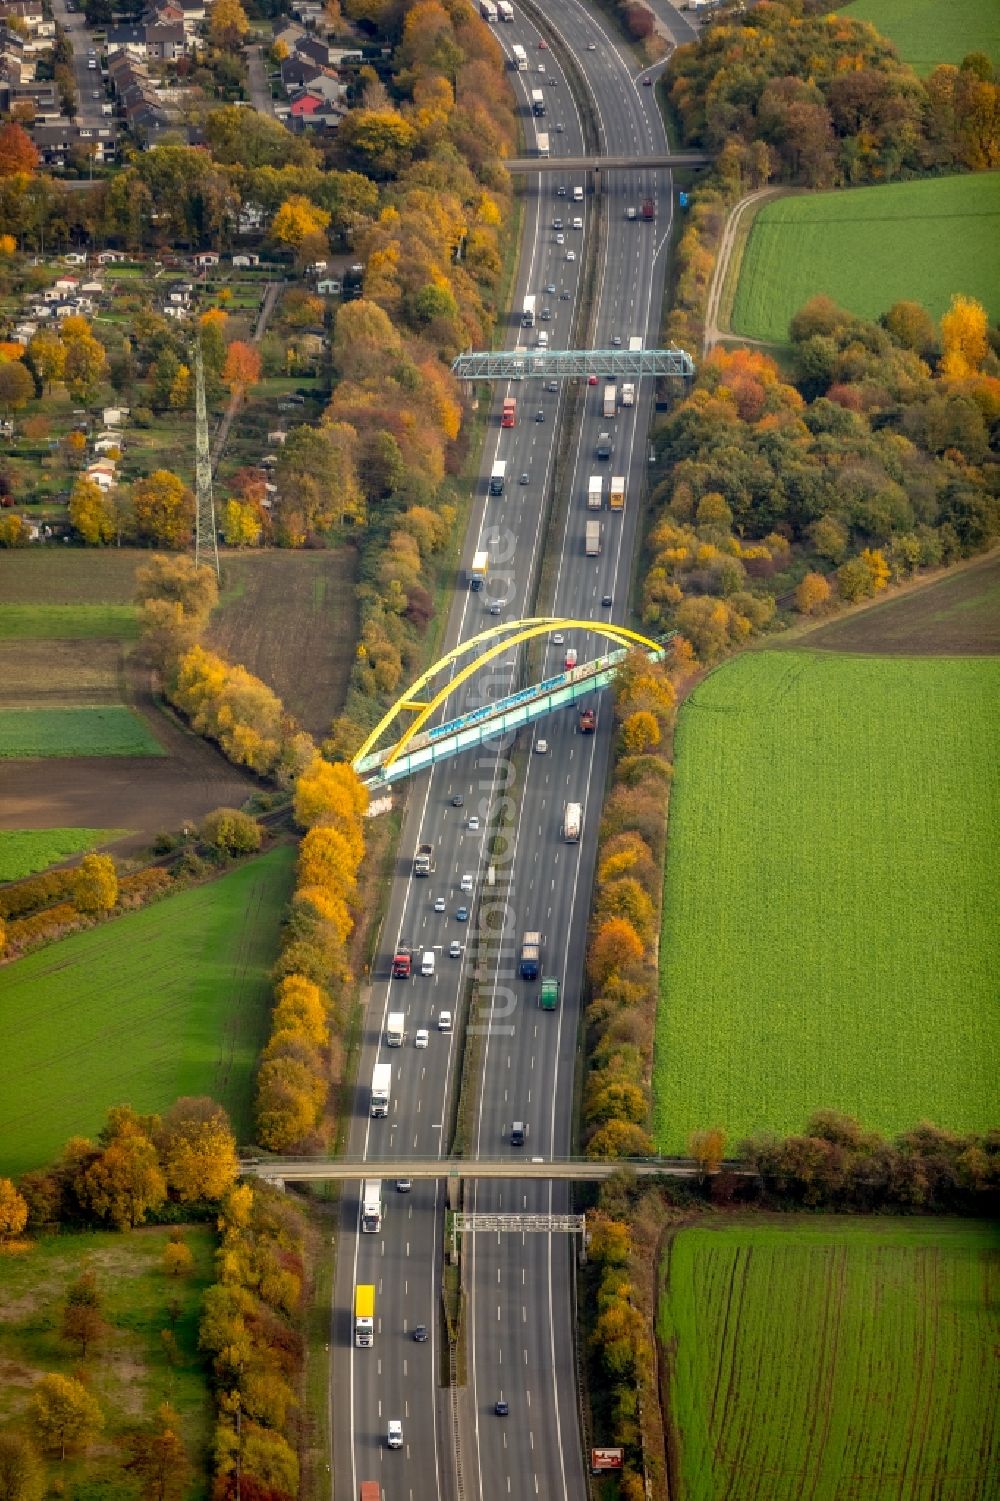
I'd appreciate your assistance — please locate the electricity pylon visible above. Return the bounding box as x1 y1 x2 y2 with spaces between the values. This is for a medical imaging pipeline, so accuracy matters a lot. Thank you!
194 337 219 577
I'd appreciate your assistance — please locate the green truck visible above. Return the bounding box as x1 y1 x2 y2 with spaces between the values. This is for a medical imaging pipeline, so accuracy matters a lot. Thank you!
540 976 560 1011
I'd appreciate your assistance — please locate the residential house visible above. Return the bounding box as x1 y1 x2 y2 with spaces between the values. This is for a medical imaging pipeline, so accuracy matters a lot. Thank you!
12 321 37 344
63 253 87 267
289 89 323 120
177 0 205 25
145 23 186 61
147 1 185 25
266 430 287 445
80 280 103 297
102 406 129 427
54 274 80 292
163 303 189 320
97 250 128 265
87 460 117 490
193 251 219 268
231 253 260 268
93 433 124 454
316 278 341 295
280 54 322 91
6 80 61 123
107 24 148 59
0 2 53 39
272 20 307 54
30 121 118 165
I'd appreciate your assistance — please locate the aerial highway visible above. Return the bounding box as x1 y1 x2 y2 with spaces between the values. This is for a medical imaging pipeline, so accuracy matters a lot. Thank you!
331 3 677 1497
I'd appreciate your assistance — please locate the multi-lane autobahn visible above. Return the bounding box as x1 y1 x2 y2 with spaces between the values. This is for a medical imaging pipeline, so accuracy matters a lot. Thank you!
331 3 677 1496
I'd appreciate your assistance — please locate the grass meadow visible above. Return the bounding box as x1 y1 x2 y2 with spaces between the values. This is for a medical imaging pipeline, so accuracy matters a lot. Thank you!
0 604 139 639
845 0 1000 73
0 1225 215 1497
0 844 296 1175
0 706 165 758
652 651 999 1153
0 828 125 882
657 1216 1000 1501
730 174 1000 343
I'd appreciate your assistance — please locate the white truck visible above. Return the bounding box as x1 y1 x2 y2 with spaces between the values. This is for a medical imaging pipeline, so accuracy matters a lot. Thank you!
479 0 497 18
603 384 617 418
536 131 549 158
522 294 536 327
386 1012 404 1047
621 382 635 407
587 474 603 510
610 476 625 513
585 519 602 556
531 87 545 116
512 42 527 68
361 1179 382 1232
628 336 643 351
489 459 506 495
370 1063 391 1118
469 550 488 590
414 842 435 876
563 801 581 843
497 0 513 17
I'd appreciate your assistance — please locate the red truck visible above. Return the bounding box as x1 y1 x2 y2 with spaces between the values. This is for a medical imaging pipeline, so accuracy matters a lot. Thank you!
392 951 411 978
641 197 655 221
577 708 596 734
501 396 517 427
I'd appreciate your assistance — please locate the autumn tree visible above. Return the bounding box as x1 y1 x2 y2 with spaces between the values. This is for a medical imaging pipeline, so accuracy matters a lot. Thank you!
69 476 115 545
200 807 262 854
131 469 196 549
222 340 262 394
120 1404 191 1501
26 330 65 390
157 1097 239 1204
163 1237 195 1278
293 753 368 831
72 853 117 914
0 1177 28 1241
794 571 831 615
29 1374 103 1460
79 1120 166 1230
940 293 988 379
883 300 937 358
689 1127 727 1175
222 497 262 547
63 333 108 404
0 360 33 415
271 194 331 251
135 553 218 624
61 1268 106 1358
621 710 660 755
0 1432 45 1501
588 917 645 990
0 120 39 176
210 0 249 48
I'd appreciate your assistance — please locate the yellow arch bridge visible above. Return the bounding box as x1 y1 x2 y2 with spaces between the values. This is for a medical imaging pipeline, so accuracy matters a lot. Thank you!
352 618 673 788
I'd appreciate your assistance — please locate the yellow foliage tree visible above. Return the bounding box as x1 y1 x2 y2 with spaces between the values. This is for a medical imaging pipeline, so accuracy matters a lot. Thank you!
939 293 988 380
794 571 831 615
73 853 117 914
0 1177 28 1240
272 974 330 1049
222 498 262 547
621 710 661 755
298 823 362 891
163 1240 194 1277
210 0 249 47
131 469 195 550
69 476 115 545
158 1098 239 1204
587 917 645 990
293 753 368 830
271 194 331 249
861 547 890 592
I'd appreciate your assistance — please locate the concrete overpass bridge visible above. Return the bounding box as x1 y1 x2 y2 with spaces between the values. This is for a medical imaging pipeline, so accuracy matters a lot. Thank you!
504 152 713 173
241 1155 743 1184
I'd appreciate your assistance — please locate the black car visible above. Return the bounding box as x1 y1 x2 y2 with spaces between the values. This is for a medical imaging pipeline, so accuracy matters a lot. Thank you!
413 1325 429 1343
602 593 613 606
451 793 464 807
535 410 545 422
495 1399 509 1416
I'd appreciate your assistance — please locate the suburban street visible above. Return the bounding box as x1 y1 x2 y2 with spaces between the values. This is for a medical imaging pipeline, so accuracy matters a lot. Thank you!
330 1 674 1497
49 0 107 123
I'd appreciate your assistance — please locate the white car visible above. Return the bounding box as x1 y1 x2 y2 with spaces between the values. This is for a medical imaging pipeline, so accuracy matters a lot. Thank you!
626 206 637 220
565 249 576 262
587 41 596 50
449 940 462 958
388 1420 402 1449
438 1011 453 1031
555 232 565 245
415 1028 429 1048
572 216 583 229
468 815 480 831
537 62 545 73
535 738 549 754
434 896 446 912
552 632 564 645
461 872 474 892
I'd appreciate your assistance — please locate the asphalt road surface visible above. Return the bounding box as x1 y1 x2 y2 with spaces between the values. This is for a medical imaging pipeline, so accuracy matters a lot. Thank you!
331 3 675 1497
50 0 107 123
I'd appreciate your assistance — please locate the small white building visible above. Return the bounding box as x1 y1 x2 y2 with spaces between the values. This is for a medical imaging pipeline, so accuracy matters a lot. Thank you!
87 460 117 490
53 275 79 294
316 278 341 295
97 250 128 265
232 253 260 268
63 252 87 266
102 406 129 427
193 251 219 268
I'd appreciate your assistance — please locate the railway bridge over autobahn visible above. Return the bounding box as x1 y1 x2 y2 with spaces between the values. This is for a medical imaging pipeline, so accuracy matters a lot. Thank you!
241 1155 745 1184
504 151 713 173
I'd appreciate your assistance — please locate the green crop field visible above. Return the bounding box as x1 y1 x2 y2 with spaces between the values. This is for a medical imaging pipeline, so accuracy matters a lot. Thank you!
0 828 125 881
653 651 999 1153
0 706 165 757
731 175 1000 343
657 1217 1000 1501
0 844 296 1175
0 603 139 639
845 0 999 73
